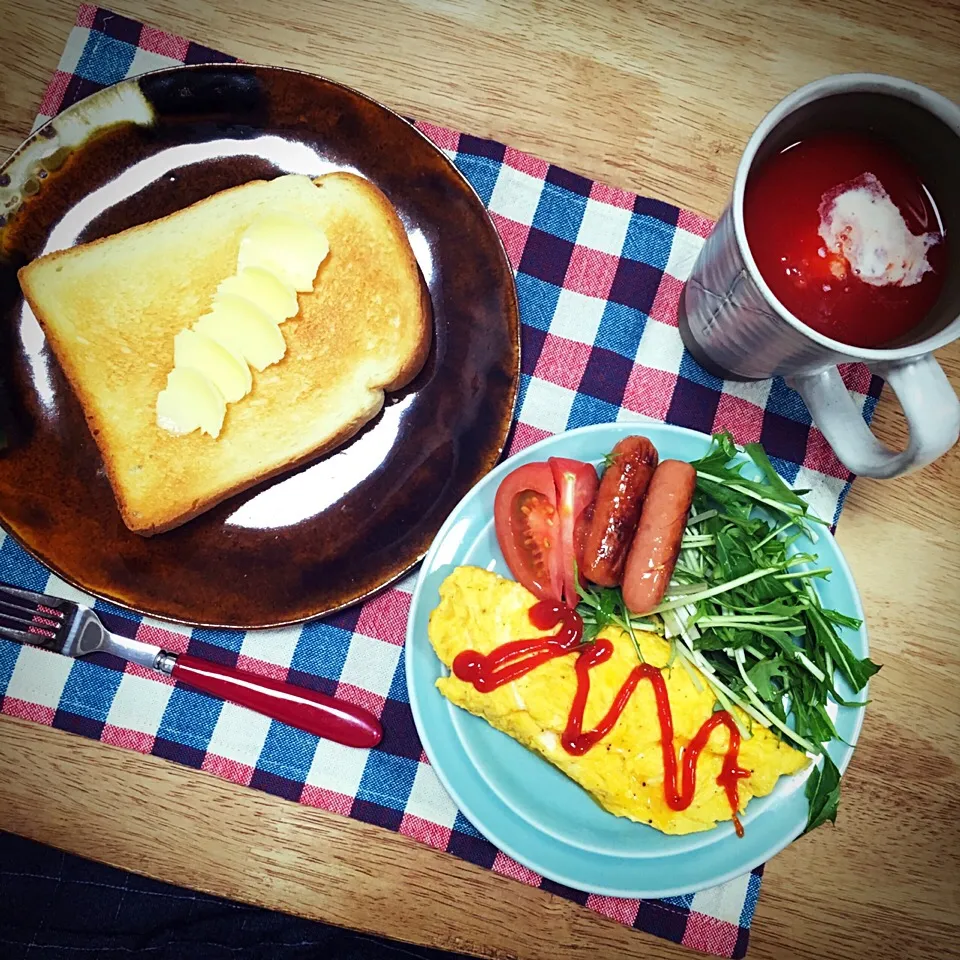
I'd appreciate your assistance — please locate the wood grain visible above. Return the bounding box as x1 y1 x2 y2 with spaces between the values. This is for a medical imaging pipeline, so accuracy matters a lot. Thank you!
1 1 959 959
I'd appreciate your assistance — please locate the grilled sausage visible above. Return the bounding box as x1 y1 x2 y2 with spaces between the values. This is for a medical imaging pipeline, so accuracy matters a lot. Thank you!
580 436 659 587
622 459 697 615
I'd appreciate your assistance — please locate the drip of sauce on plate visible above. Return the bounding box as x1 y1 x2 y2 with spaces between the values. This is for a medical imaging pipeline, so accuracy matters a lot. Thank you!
452 600 749 836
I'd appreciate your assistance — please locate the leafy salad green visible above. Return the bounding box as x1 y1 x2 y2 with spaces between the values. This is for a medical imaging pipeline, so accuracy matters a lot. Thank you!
575 431 878 833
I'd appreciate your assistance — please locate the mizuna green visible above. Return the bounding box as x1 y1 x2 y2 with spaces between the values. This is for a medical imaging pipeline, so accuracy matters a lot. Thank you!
576 431 878 832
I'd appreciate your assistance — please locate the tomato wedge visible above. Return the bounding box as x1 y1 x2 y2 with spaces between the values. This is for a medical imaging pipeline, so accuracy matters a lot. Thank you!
548 457 600 607
493 463 563 602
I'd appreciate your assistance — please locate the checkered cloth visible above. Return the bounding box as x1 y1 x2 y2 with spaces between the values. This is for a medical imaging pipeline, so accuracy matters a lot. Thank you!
1 6 883 958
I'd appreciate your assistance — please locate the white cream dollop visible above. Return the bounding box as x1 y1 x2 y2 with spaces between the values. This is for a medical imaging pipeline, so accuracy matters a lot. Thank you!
817 172 939 288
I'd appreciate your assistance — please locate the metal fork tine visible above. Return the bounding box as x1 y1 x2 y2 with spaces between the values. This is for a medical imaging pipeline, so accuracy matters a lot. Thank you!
0 583 77 657
0 624 62 646
0 582 73 610
0 609 60 633
0 596 65 622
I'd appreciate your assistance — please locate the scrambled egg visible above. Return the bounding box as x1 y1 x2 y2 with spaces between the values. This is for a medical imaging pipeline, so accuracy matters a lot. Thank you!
429 567 808 835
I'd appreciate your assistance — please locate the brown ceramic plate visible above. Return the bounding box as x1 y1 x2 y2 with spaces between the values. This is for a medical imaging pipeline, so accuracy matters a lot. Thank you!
0 65 519 628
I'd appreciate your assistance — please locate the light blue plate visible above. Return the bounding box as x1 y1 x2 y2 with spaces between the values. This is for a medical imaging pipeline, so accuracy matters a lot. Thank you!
404 423 869 898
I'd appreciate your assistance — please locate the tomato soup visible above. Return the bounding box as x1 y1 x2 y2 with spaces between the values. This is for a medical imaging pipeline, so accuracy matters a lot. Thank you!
744 132 947 348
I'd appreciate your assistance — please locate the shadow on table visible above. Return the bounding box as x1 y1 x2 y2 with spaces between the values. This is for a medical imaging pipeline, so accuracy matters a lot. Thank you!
0 832 474 960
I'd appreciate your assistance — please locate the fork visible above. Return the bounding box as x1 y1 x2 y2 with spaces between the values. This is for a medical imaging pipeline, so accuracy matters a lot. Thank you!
0 581 382 748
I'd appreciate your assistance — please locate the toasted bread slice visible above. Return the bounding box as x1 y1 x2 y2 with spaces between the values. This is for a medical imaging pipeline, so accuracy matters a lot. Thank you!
18 172 431 535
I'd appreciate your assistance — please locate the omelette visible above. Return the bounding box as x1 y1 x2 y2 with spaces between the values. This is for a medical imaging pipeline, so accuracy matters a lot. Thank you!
429 567 808 835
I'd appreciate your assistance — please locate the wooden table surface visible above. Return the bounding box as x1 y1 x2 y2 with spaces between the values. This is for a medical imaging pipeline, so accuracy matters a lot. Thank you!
2 1 959 958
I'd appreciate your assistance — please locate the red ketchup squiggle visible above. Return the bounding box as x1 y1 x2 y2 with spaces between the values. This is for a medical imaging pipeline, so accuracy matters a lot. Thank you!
452 601 750 836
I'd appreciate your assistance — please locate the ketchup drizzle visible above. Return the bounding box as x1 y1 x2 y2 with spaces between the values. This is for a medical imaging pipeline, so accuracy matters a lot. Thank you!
452 601 750 835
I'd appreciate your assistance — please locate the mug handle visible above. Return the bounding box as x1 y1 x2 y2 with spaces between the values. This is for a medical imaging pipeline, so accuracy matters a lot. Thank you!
788 354 960 479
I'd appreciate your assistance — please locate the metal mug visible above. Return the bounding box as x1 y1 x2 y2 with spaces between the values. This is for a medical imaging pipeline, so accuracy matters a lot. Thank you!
679 73 960 479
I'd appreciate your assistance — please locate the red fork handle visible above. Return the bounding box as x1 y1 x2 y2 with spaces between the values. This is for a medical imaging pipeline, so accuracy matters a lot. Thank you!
170 653 382 748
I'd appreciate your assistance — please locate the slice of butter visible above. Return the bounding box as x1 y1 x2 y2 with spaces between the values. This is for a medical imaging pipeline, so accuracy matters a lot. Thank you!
194 293 286 372
156 207 330 440
173 328 252 404
156 367 226 438
216 267 299 324
237 213 329 292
